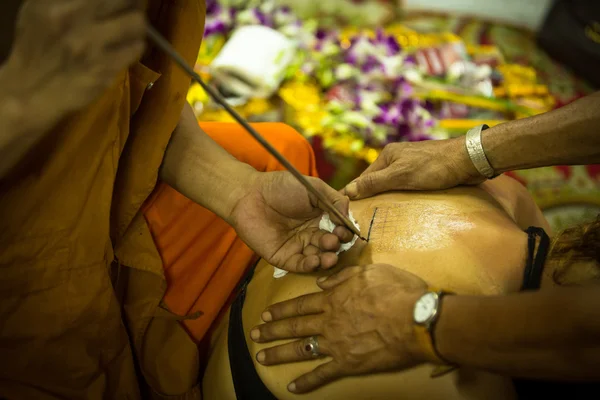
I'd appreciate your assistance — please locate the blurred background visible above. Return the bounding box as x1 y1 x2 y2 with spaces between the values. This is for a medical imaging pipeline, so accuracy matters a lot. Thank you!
189 0 600 233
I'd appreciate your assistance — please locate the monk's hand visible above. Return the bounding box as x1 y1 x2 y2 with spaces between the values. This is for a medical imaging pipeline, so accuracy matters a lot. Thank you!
5 0 146 129
250 264 431 393
342 138 483 199
231 171 354 273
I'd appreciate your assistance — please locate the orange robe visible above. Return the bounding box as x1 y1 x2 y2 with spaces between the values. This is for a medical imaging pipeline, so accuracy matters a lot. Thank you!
142 122 318 343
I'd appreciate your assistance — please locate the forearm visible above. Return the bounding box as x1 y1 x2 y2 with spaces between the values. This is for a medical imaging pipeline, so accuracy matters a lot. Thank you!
483 92 600 173
160 103 258 224
435 286 600 380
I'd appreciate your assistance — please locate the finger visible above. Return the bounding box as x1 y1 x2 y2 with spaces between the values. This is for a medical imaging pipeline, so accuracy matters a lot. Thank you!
97 11 146 49
307 178 350 224
302 244 319 257
313 231 340 252
318 252 338 270
103 41 145 75
288 361 342 394
261 292 325 322
94 0 142 19
346 169 395 200
280 253 321 273
256 335 330 365
333 225 354 243
341 155 388 198
317 265 364 289
251 316 323 343
360 152 389 176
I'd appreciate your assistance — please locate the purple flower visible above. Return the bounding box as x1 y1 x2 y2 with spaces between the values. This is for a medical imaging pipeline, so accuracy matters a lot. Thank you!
399 98 416 119
205 20 228 36
361 56 380 73
206 0 219 15
404 55 417 65
253 9 272 27
385 36 401 55
396 123 411 138
373 103 401 125
316 29 327 40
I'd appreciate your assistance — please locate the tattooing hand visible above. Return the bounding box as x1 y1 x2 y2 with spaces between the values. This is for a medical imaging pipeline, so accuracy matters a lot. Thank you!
231 171 354 273
250 264 433 393
342 138 483 199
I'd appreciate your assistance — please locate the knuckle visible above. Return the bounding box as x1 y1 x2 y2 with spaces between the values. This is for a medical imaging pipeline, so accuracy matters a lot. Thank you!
363 174 376 189
65 36 89 59
314 366 330 381
289 318 300 337
257 326 270 341
295 296 306 315
295 340 308 358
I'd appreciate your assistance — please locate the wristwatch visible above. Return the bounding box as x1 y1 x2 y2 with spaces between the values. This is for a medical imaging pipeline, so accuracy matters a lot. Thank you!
465 124 498 179
413 289 457 377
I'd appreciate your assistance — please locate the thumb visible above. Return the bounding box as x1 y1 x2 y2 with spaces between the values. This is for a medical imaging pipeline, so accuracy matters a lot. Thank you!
344 169 394 200
317 266 363 289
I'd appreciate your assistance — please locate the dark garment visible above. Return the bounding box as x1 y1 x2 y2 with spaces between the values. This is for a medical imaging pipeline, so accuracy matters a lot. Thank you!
228 260 278 399
514 227 599 399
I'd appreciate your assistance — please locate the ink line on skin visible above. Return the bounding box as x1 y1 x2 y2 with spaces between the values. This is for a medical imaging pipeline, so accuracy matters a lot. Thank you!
366 207 378 242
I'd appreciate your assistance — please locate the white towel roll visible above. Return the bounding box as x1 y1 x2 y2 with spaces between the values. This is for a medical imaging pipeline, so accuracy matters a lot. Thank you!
210 25 297 98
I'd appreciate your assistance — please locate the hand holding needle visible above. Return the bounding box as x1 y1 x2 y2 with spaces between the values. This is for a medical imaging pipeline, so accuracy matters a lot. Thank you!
145 24 366 241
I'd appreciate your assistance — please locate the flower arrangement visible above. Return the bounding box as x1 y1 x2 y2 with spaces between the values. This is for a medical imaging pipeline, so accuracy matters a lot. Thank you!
195 1 436 149
190 1 553 163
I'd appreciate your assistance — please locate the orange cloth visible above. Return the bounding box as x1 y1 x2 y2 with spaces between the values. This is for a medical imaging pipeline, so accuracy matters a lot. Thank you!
0 1 206 398
143 122 318 342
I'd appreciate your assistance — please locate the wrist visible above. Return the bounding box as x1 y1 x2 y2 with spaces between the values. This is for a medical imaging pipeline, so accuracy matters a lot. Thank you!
431 294 459 364
222 164 260 226
447 136 484 185
401 290 438 364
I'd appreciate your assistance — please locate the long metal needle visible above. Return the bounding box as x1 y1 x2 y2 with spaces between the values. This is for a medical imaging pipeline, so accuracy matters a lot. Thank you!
146 25 366 241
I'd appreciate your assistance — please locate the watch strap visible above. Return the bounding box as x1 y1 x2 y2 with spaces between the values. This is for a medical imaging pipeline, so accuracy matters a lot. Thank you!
413 289 458 377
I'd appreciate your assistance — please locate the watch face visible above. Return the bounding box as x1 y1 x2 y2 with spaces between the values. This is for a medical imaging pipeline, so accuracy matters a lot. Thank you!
414 292 438 324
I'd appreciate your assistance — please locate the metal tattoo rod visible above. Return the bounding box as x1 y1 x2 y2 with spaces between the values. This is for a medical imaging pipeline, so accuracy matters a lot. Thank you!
146 25 366 241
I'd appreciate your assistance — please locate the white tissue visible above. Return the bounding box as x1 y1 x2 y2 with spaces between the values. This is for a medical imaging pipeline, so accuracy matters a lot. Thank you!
273 211 360 278
210 25 296 98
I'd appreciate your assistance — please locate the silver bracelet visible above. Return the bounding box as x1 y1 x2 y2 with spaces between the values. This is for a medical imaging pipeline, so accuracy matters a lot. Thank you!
465 124 496 179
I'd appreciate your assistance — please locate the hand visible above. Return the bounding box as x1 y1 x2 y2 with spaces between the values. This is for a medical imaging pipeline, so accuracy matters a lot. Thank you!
4 0 146 129
250 264 432 393
231 171 354 273
342 138 483 199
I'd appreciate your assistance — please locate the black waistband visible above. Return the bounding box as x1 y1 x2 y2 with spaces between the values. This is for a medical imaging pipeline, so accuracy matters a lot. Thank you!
228 261 278 400
515 226 599 399
520 226 551 291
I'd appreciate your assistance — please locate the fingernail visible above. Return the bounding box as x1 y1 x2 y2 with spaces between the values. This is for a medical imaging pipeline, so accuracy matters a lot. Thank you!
345 182 358 199
288 382 297 393
250 329 260 341
317 276 327 283
262 311 272 322
256 351 266 363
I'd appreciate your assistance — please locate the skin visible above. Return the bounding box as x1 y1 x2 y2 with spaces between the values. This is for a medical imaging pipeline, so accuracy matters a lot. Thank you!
162 103 354 272
255 93 600 392
203 176 546 399
0 0 353 273
343 91 600 199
